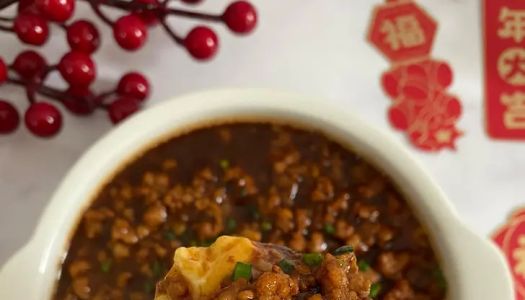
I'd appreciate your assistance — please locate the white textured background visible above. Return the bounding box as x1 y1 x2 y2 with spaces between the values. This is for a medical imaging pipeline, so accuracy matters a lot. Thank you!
1 0 522 264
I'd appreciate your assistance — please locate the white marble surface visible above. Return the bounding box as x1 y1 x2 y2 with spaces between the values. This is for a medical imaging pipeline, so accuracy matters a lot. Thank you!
1 0 523 265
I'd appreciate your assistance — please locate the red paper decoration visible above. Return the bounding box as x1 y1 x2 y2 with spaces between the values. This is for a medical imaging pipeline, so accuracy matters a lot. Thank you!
484 0 525 139
368 2 436 62
367 0 463 151
493 208 525 300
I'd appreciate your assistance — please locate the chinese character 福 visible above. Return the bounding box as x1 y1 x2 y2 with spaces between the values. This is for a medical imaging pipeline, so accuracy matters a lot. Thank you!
380 15 425 51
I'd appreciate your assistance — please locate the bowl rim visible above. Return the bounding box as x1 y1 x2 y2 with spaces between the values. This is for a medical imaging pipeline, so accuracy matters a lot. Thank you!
0 88 514 300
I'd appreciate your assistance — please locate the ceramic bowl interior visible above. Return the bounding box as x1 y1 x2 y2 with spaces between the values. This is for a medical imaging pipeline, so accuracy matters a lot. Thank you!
0 89 513 300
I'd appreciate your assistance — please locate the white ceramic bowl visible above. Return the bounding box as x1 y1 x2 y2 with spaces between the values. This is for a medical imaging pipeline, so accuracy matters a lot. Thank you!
0 89 513 299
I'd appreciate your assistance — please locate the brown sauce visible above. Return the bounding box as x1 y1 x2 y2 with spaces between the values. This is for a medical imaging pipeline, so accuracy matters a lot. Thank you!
53 123 446 300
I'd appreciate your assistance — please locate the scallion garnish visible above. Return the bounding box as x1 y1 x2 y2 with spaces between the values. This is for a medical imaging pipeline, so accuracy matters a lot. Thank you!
163 230 176 241
226 218 237 232
278 259 295 274
369 282 381 298
219 159 230 169
232 262 252 281
358 260 370 272
302 253 323 267
333 245 354 256
433 268 447 290
152 260 165 278
100 260 112 273
261 221 272 231
323 223 335 235
143 280 154 294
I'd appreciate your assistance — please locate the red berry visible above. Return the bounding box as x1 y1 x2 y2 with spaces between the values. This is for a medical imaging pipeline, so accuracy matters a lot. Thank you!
18 0 40 14
0 58 7 84
67 20 100 54
24 102 62 137
58 51 96 87
14 13 49 45
0 100 20 134
117 72 149 101
184 26 218 60
223 1 257 34
35 0 75 22
181 0 202 4
113 14 148 51
12 50 47 80
62 86 95 115
108 97 140 124
135 0 159 26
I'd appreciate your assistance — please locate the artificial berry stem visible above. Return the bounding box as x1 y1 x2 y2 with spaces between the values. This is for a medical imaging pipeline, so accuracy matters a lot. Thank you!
0 0 17 10
159 19 184 45
88 0 114 26
90 0 152 11
25 83 37 103
0 0 256 137
0 24 11 31
0 15 14 21
8 76 67 102
7 76 108 108
166 8 221 22
93 90 115 107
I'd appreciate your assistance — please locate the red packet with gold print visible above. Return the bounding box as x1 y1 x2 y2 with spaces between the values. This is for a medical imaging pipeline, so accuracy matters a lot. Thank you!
493 208 525 299
484 0 525 139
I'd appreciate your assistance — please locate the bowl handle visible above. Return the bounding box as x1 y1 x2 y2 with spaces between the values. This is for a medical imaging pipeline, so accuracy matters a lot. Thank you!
0 243 43 299
448 225 514 300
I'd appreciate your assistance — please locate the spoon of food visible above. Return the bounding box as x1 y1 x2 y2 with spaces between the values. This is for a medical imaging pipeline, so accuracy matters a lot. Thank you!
154 236 372 300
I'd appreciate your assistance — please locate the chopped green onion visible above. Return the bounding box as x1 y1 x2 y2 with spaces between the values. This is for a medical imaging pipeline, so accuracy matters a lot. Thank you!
100 260 112 273
226 218 237 232
179 230 192 244
219 159 230 169
333 245 354 256
278 259 295 274
261 221 272 232
152 260 165 278
163 230 176 241
200 238 216 247
190 240 198 247
143 280 154 294
323 223 335 235
232 262 252 281
247 205 260 220
369 282 381 298
358 260 370 272
433 268 447 290
302 253 323 267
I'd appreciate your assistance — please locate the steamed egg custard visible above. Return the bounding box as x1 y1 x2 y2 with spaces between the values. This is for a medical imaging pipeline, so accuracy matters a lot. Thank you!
155 236 372 300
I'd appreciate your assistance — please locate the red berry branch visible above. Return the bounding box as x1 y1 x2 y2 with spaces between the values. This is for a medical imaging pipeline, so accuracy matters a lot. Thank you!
0 0 257 137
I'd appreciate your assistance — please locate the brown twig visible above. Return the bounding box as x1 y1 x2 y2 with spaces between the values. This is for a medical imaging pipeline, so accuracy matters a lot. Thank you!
0 24 11 32
166 8 221 21
0 0 17 10
159 17 184 45
88 0 114 26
